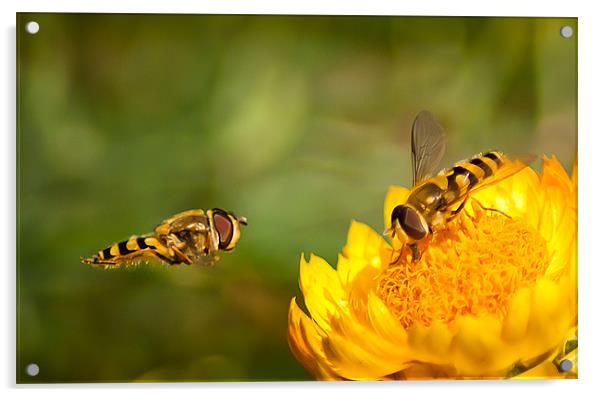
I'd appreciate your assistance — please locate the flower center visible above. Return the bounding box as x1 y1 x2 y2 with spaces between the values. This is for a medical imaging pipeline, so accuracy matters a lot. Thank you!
377 208 551 329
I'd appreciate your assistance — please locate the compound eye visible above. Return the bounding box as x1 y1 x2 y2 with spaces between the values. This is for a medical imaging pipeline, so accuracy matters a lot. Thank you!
393 205 427 240
213 211 233 249
391 205 404 228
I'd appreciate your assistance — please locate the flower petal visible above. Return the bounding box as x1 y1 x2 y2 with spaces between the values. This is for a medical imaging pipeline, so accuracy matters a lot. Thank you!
288 298 342 380
525 278 572 355
322 312 409 379
514 361 561 379
299 253 347 332
541 156 573 193
407 321 454 364
502 287 532 344
451 314 513 375
366 292 408 346
342 221 388 263
383 185 410 231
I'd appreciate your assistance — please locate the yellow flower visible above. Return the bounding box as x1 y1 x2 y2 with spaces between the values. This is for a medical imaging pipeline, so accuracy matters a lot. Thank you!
288 157 577 380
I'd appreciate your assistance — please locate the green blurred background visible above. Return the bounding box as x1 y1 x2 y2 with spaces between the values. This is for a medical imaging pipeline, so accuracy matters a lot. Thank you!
16 14 577 383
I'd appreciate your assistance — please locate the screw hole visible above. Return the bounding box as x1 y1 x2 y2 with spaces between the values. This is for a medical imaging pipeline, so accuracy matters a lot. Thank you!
558 359 573 372
25 21 40 35
560 25 573 39
26 363 39 376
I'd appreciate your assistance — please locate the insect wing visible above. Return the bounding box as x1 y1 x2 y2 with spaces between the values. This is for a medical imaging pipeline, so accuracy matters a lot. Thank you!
411 111 447 185
191 253 219 267
154 209 207 236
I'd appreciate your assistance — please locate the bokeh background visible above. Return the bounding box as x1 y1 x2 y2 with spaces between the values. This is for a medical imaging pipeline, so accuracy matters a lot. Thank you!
17 14 577 382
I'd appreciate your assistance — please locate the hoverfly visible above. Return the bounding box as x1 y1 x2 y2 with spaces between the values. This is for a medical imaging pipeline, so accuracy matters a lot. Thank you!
388 111 533 261
81 208 247 267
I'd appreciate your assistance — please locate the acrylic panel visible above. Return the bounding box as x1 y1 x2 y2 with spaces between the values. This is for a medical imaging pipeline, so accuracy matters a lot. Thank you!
16 13 577 383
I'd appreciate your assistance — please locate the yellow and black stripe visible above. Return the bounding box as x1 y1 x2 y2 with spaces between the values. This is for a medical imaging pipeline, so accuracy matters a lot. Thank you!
442 151 505 203
82 235 175 266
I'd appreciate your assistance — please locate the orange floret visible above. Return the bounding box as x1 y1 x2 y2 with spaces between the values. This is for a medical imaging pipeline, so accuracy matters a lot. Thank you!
378 204 552 329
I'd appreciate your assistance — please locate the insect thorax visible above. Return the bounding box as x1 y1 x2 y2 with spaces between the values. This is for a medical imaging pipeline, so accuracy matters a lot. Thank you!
408 181 445 210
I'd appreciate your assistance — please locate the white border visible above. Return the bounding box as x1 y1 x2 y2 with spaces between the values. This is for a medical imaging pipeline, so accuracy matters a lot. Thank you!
3 1 601 397
5 0 583 17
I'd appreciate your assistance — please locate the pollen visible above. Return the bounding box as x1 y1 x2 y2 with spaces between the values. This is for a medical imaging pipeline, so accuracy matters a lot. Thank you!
377 204 552 329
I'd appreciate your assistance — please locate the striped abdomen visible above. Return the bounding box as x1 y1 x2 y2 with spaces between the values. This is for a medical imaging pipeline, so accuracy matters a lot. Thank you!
442 151 504 202
406 151 507 219
82 235 175 266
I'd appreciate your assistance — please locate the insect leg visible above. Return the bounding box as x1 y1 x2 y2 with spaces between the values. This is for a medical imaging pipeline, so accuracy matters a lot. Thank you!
409 244 423 262
162 234 195 265
169 244 193 265
141 237 181 265
444 195 471 222
390 243 405 265
472 197 512 219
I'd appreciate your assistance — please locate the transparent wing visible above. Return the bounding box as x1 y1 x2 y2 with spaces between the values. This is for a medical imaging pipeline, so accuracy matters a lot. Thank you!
411 111 447 185
154 209 208 236
191 254 220 267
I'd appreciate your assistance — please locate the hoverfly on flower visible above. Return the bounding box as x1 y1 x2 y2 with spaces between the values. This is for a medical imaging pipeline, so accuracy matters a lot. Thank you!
388 111 534 261
81 208 247 267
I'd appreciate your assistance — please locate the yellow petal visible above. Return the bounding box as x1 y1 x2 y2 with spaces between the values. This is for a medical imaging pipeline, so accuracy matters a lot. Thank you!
338 221 390 300
287 298 341 380
502 287 531 344
471 165 540 221
299 253 347 332
335 254 356 287
383 185 410 231
407 321 453 364
398 363 455 380
525 278 571 354
541 156 573 192
342 220 388 263
452 315 511 375
545 205 576 277
571 157 578 189
322 313 408 379
366 292 408 346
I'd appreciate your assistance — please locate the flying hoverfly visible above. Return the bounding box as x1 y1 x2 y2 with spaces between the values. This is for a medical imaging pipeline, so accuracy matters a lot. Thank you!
388 111 534 261
81 208 247 267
